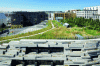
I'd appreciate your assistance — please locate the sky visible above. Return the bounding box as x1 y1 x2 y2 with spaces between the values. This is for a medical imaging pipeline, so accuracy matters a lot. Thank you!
0 0 100 12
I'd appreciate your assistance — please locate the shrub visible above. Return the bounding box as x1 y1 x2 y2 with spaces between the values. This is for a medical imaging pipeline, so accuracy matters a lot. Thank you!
1 23 6 28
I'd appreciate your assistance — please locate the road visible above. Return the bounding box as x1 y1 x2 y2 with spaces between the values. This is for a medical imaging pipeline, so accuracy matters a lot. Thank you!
0 20 48 37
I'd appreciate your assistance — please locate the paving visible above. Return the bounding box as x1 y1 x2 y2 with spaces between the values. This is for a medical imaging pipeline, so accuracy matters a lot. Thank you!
1 39 100 66
0 20 48 37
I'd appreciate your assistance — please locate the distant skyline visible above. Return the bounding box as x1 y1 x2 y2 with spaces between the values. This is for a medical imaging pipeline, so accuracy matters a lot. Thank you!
0 0 100 12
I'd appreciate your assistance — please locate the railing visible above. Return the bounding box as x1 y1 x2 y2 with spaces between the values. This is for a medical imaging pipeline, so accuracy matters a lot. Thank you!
0 35 100 45
55 35 100 40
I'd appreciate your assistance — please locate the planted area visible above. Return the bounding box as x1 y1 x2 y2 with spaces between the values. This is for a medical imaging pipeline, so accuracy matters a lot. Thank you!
1 17 100 44
0 20 52 41
11 25 23 29
60 17 100 31
23 19 100 39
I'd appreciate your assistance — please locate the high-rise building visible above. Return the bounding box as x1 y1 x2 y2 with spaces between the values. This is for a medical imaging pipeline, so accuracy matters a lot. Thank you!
11 11 48 27
0 13 7 26
76 6 100 20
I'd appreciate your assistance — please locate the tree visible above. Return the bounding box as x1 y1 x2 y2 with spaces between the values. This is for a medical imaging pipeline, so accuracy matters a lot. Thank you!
77 9 81 11
1 23 6 33
1 23 6 28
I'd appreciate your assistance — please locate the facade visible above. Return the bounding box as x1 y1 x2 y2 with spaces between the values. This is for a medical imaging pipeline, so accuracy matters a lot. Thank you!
4 12 13 24
76 11 85 18
44 11 64 20
76 6 100 20
54 13 76 21
65 10 79 13
0 13 7 26
11 11 48 27
56 17 63 22
48 13 54 20
54 13 66 20
1 39 100 66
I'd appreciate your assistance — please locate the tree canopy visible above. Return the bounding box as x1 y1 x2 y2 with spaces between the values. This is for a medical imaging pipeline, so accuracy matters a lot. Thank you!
60 17 100 31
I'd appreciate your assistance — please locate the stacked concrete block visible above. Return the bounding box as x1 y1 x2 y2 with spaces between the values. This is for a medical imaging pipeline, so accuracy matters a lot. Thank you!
26 65 35 66
39 65 51 66
1 39 100 66
1 59 12 65
69 44 84 48
16 64 23 66
24 56 35 60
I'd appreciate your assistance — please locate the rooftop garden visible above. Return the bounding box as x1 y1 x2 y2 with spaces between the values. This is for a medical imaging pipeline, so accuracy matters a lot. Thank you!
1 17 100 44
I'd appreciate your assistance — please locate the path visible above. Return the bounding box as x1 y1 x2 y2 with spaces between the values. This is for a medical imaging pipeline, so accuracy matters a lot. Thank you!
0 21 55 43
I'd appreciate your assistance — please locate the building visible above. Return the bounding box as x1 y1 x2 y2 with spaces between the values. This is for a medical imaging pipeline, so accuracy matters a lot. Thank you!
76 11 85 18
44 11 64 20
65 9 79 13
4 12 13 26
1 39 100 66
54 13 76 21
4 12 13 24
11 11 48 27
71 10 79 13
76 6 100 20
48 13 54 20
0 13 7 27
54 13 65 21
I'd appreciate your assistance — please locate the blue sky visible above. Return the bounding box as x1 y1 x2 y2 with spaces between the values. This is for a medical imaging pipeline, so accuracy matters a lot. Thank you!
0 0 100 12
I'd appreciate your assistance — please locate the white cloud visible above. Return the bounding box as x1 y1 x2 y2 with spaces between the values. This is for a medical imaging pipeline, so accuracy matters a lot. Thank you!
0 7 44 12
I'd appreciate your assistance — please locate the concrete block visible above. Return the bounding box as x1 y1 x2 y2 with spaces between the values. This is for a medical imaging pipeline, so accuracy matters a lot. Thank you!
1 59 12 65
26 65 35 66
38 44 48 47
16 64 23 66
11 56 23 60
39 65 51 66
69 44 83 48
24 56 35 60
27 44 37 47
50 44 63 47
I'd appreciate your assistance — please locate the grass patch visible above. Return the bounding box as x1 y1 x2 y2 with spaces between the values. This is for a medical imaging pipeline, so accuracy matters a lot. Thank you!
0 20 52 41
1 20 100 44
85 29 100 36
0 27 10 32
0 40 11 45
66 31 71 33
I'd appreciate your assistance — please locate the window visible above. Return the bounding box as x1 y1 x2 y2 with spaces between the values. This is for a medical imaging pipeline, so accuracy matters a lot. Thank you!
96 16 97 18
50 14 51 18
70 65 79 66
61 14 62 17
96 7 98 9
72 49 81 51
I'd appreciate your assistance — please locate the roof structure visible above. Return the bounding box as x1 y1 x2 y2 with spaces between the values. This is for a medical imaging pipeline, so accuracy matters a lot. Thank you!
0 39 100 66
0 13 6 20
